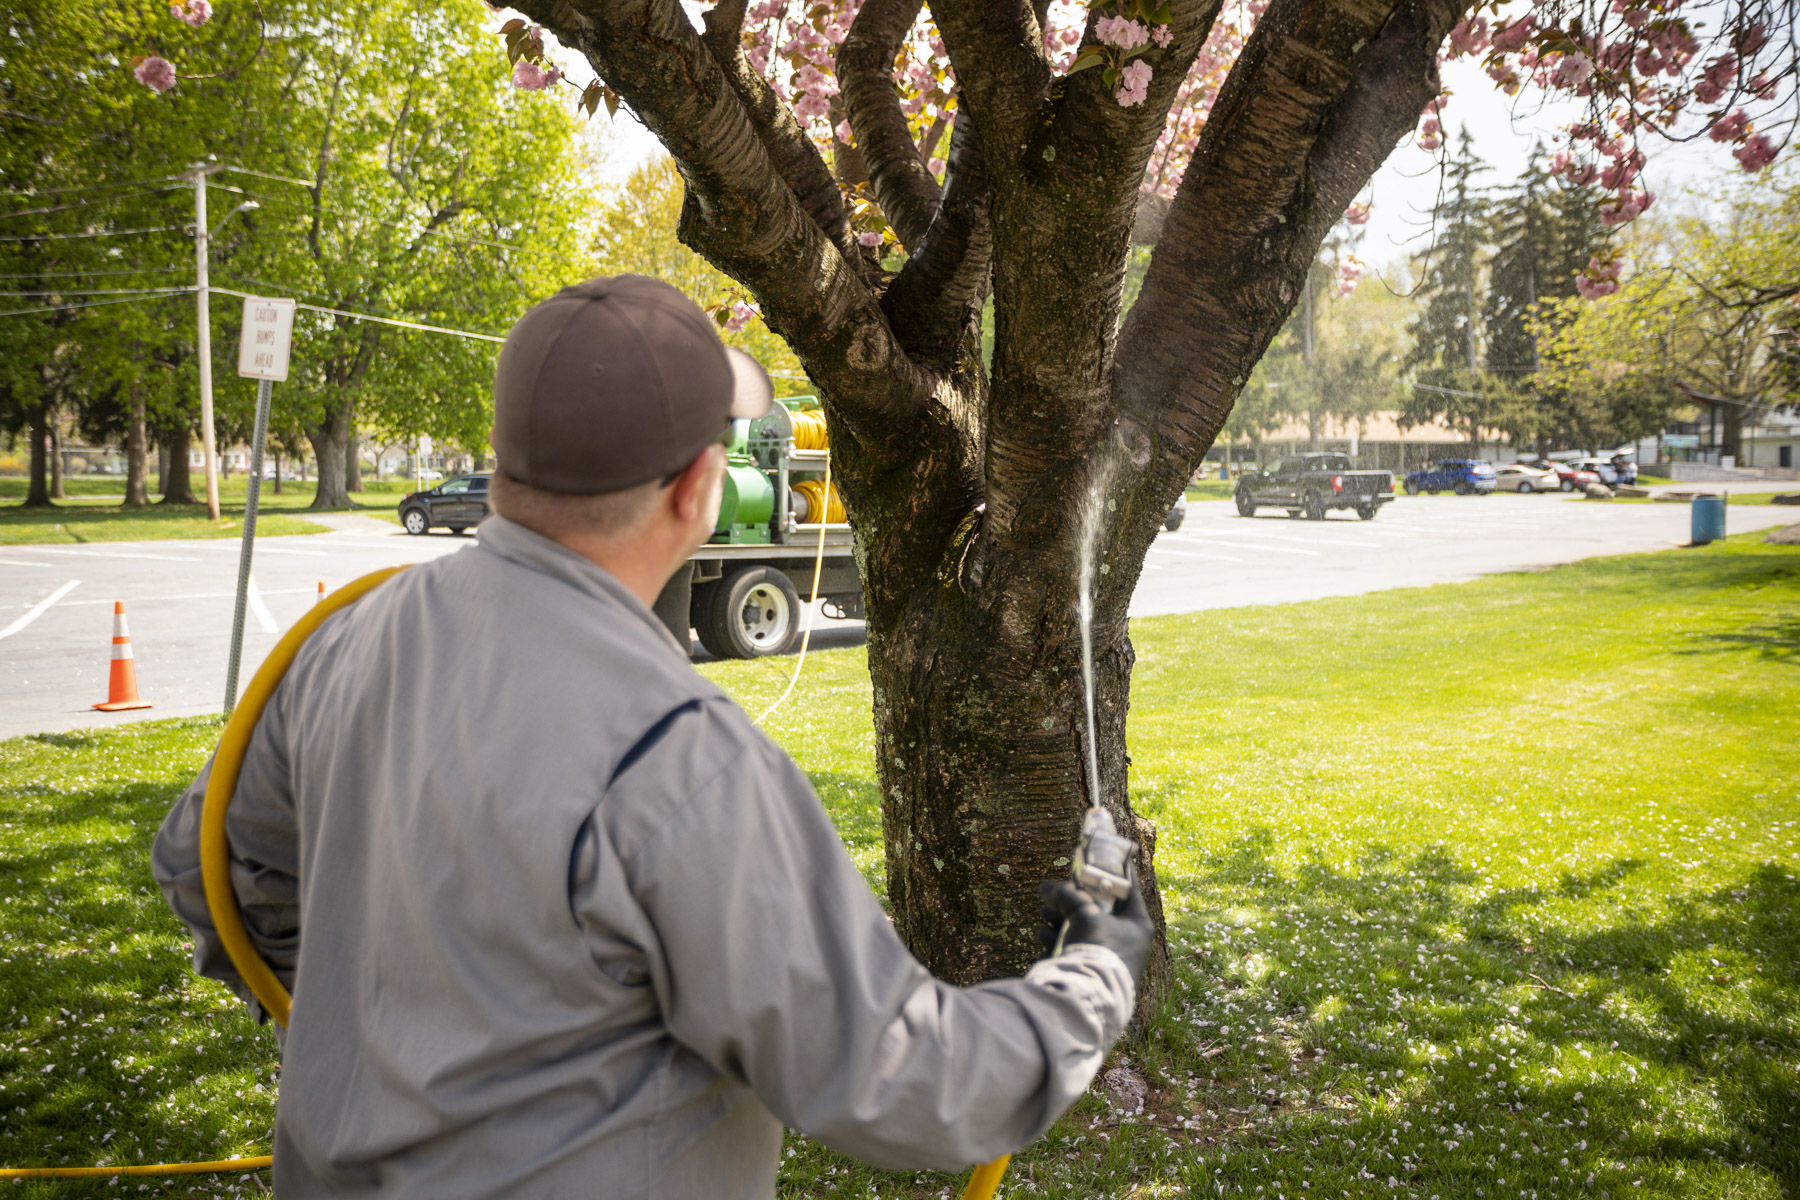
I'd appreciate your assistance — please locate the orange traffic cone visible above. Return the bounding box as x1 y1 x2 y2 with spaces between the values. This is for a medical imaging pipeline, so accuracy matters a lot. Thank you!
316 581 326 605
93 601 152 711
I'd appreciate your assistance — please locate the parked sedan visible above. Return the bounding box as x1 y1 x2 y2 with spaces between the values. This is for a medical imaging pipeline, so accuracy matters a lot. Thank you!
1493 463 1559 493
1403 459 1496 495
1522 459 1600 492
399 473 490 535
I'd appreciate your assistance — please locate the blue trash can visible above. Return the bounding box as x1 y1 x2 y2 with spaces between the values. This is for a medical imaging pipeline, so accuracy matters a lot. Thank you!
1691 494 1726 545
1218 466 1229 481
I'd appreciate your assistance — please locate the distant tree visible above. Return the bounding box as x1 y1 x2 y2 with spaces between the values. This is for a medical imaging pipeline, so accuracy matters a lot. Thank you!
1402 130 1504 447
1533 179 1800 456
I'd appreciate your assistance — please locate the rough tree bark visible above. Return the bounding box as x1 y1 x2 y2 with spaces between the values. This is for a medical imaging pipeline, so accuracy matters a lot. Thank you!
160 427 197 505
24 400 51 508
306 404 355 509
124 387 150 509
517 0 1465 1018
49 421 65 500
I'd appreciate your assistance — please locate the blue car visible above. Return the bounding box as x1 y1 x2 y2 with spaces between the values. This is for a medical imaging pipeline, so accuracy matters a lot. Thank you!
1403 459 1496 495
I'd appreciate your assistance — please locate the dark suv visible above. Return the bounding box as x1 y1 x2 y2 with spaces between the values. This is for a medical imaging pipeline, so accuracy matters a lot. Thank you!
399 474 490 535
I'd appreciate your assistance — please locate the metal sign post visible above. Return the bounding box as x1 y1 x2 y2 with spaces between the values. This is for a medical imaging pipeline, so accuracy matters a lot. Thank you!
224 296 296 714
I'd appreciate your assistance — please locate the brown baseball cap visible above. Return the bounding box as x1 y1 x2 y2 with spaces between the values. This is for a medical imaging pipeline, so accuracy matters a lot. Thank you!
492 275 774 493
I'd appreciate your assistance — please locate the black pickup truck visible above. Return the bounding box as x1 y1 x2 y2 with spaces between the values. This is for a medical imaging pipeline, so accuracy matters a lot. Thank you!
1234 453 1396 521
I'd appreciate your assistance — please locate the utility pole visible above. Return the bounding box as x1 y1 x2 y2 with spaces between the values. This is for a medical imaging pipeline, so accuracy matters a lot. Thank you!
191 163 222 521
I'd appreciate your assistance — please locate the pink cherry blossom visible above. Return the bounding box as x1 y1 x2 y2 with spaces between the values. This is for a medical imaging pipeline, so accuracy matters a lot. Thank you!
1552 52 1594 87
133 56 177 91
857 231 884 248
1709 107 1750 142
1115 58 1153 107
1733 21 1768 58
1418 131 1443 151
1335 256 1365 297
1152 25 1172 49
1447 16 1489 56
1343 202 1370 226
512 60 561 90
1420 116 1441 138
835 119 854 144
1733 133 1778 172
1096 15 1150 50
169 0 211 27
725 300 757 333
1491 17 1533 53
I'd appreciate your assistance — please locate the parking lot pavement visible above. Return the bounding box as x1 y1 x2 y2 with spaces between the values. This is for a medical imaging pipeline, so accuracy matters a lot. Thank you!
2 493 1794 739
1131 491 1797 617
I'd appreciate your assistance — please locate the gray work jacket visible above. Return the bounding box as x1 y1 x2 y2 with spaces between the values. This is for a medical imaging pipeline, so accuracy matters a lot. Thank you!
152 514 1133 1199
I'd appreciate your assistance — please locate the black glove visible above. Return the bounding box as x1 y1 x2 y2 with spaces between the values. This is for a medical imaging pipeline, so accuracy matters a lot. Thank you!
1037 869 1153 985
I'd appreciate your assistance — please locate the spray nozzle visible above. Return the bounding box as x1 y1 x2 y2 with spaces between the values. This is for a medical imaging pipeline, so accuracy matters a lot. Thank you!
1071 806 1135 904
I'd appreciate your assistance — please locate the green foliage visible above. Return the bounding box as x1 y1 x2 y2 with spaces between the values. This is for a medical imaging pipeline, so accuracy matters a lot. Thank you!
0 0 594 496
591 157 809 393
1532 176 1800 454
5 536 1797 1194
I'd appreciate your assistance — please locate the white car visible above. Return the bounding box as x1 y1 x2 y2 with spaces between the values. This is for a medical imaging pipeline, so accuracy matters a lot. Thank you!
1569 457 1620 486
1493 463 1560 493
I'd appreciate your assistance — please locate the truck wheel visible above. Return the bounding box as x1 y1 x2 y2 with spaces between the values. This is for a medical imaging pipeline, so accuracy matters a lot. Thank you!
1404 481 1419 495
1356 504 1376 521
1286 508 1302 519
1302 490 1326 521
1235 493 1256 517
706 566 800 658
402 508 428 535
1454 481 1470 495
690 581 725 658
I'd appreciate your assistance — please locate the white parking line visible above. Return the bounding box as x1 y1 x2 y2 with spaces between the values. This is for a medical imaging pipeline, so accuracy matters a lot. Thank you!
196 543 331 557
248 578 279 634
1170 536 1320 556
0 580 80 641
1184 528 1386 548
1146 546 1244 563
0 558 53 568
0 587 319 611
0 546 200 563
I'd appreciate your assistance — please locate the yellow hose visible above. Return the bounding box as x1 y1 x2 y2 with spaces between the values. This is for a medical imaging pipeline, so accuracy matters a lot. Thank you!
792 477 846 524
202 566 410 1030
790 407 829 450
960 1153 1012 1200
0 1158 273 1180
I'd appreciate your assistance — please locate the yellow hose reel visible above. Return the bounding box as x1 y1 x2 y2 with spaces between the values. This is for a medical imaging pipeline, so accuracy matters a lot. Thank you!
790 407 830 450
194 563 1012 1200
792 477 846 524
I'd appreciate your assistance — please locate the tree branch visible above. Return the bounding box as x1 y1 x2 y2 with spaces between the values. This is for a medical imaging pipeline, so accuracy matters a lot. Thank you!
513 0 928 439
837 0 940 250
699 0 859 261
1115 0 1467 494
882 110 993 359
928 0 1052 176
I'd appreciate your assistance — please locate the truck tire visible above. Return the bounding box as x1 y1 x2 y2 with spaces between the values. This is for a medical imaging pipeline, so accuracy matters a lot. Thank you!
1286 508 1302 519
1403 480 1418 495
704 565 800 659
1356 503 1377 520
1235 493 1256 517
1302 489 1326 521
1454 480 1470 495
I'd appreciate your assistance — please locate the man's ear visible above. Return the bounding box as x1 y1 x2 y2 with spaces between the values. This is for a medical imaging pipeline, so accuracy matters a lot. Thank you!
669 444 725 523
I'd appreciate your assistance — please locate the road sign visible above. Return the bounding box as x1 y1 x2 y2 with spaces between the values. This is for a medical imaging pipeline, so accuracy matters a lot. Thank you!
237 296 295 382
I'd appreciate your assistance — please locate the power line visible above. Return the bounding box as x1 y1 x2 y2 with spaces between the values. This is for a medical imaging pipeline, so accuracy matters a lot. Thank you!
0 291 190 319
0 174 185 198
217 164 315 188
0 225 184 243
0 265 188 280
209 285 505 343
0 287 198 298
0 188 182 221
217 183 525 252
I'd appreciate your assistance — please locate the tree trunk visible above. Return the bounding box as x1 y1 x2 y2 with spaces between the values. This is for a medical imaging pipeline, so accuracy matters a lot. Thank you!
124 387 150 508
273 447 282 495
1722 404 1744 463
25 402 51 507
161 427 198 504
344 425 363 493
49 420 65 500
868 576 1173 1011
306 401 354 509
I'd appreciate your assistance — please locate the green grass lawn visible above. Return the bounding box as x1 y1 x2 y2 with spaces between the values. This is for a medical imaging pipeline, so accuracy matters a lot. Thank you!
2 534 1796 1197
0 478 413 544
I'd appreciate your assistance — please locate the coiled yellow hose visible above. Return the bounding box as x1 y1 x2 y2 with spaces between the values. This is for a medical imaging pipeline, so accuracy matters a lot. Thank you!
790 408 830 450
792 477 846 524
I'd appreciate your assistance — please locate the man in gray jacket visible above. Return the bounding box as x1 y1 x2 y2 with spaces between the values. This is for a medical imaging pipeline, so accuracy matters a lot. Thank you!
153 275 1151 1198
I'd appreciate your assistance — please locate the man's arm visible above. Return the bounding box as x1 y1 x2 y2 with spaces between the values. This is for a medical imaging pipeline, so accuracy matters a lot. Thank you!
150 684 301 1023
579 701 1135 1170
